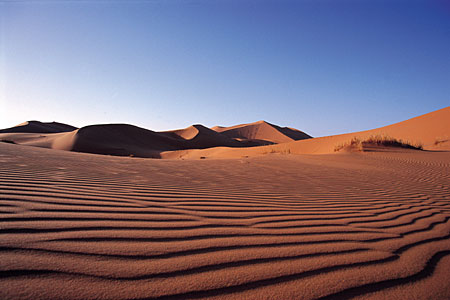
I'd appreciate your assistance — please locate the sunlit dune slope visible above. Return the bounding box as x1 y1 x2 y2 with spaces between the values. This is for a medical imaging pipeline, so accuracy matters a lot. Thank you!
163 124 242 148
164 107 450 159
212 120 312 144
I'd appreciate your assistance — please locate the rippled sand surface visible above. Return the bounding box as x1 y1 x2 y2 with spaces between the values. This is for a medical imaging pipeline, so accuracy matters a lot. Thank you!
0 143 449 300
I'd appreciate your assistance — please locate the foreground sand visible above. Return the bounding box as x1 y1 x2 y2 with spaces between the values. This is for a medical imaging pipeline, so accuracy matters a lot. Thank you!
0 142 449 299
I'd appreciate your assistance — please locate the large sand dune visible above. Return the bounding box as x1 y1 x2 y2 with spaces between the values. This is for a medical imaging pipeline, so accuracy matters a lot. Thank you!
0 141 449 299
2 107 448 159
165 107 450 159
164 124 243 148
212 120 311 144
0 121 310 157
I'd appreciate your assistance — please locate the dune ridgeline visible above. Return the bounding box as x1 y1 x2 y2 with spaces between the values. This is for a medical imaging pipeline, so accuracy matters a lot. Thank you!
0 107 449 159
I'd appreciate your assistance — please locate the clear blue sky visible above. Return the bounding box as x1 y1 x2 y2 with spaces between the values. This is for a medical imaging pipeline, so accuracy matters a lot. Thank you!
1 0 449 137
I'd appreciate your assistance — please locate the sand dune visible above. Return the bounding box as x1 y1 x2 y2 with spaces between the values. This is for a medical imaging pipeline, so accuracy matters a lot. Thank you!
0 141 449 299
0 124 252 158
0 121 77 134
2 124 179 157
212 120 312 144
0 120 311 158
165 124 242 148
164 107 450 159
1 108 448 160
57 124 246 157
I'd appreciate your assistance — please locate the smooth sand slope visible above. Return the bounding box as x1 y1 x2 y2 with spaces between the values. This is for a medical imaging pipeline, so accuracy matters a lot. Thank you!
0 142 449 299
164 107 450 159
212 120 311 144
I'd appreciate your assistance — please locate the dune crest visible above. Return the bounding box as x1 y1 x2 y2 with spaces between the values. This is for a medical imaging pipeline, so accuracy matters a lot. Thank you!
165 124 242 148
1 107 448 159
0 120 310 157
212 120 312 144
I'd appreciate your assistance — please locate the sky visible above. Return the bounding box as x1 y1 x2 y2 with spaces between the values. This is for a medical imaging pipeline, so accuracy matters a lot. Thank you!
0 0 449 137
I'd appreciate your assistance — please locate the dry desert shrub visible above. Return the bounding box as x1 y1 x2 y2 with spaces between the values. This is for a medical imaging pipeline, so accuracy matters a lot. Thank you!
334 135 423 152
263 147 291 155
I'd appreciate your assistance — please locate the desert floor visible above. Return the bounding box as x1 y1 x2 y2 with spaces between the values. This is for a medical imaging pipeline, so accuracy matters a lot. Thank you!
0 142 449 299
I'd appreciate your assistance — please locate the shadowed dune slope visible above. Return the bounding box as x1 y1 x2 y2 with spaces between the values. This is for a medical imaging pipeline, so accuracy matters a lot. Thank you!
212 120 312 144
0 121 77 134
164 107 450 159
163 124 242 148
0 142 449 299
66 124 184 157
2 124 182 157
56 124 245 157
0 123 252 158
0 121 311 157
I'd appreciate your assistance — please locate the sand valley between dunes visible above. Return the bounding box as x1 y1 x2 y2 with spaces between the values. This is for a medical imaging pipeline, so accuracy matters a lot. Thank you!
0 142 449 299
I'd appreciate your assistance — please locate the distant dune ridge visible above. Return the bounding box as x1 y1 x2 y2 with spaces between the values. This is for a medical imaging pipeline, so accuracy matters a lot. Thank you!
165 124 243 148
0 106 449 158
0 120 77 134
0 119 312 158
211 120 312 144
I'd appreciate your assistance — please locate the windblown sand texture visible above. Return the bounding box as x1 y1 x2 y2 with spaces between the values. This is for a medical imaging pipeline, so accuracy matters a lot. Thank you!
0 141 450 299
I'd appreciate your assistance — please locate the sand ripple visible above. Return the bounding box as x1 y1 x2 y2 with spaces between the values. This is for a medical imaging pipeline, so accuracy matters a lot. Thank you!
0 143 449 299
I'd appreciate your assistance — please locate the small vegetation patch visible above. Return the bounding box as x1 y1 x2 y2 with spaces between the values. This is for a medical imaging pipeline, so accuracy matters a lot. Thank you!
262 147 291 155
334 135 423 152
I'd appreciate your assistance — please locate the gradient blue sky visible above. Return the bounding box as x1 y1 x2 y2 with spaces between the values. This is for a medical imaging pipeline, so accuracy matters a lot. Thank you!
1 0 449 137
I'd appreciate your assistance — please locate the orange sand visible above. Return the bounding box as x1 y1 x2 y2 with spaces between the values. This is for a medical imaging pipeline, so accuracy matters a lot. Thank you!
0 107 449 299
0 141 449 299
0 120 311 157
164 107 450 159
